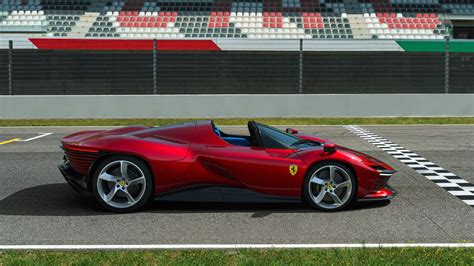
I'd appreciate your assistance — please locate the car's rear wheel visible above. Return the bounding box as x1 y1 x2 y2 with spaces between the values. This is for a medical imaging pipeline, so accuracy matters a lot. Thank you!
303 162 356 211
92 156 153 213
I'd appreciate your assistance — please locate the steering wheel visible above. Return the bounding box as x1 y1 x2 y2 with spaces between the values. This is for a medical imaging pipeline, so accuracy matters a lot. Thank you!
247 121 262 147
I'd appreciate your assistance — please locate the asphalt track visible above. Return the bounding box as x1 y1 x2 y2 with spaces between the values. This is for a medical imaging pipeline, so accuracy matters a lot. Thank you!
0 125 473 245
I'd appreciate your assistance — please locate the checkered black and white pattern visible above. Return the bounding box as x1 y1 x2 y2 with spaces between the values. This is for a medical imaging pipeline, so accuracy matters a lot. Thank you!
344 125 474 207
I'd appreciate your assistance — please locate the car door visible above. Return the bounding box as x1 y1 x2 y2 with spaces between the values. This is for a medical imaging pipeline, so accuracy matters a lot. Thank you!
205 144 305 191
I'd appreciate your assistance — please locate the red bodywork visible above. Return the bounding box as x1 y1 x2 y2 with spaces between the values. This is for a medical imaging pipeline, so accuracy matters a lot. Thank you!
61 121 396 201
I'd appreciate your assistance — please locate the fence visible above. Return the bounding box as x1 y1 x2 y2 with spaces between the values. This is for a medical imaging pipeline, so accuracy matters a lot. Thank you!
0 39 473 95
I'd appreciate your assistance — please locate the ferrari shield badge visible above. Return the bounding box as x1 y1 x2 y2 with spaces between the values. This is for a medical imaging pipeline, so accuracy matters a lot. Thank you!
289 164 298 176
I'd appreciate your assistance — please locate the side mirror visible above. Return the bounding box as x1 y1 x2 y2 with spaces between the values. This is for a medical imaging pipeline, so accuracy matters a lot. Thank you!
286 128 299 134
323 143 336 153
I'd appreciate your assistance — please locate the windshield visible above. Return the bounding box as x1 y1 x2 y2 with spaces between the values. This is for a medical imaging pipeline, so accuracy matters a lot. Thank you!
256 123 301 149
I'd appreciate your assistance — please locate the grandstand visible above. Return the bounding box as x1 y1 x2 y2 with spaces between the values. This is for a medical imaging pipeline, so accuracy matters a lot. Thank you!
2 0 470 40
0 1 473 95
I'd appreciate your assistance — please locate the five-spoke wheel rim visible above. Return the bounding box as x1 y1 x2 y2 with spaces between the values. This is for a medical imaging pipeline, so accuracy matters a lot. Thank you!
308 165 352 209
97 160 147 209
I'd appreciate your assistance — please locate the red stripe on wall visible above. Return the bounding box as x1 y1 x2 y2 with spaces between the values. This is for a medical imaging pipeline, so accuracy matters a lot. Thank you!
29 38 221 51
30 39 153 50
156 40 220 50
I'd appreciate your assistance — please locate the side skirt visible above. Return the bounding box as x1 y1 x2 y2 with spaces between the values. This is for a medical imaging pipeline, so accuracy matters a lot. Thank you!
154 185 301 203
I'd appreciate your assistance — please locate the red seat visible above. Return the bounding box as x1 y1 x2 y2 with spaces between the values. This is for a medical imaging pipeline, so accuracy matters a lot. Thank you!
147 22 153 27
132 11 138 16
430 14 437 18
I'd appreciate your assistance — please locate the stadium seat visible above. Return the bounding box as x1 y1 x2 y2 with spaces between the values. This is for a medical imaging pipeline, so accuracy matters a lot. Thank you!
0 0 458 39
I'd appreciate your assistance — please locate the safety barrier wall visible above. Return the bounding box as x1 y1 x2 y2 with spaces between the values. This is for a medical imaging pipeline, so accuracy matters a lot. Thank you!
1 39 474 95
0 94 473 118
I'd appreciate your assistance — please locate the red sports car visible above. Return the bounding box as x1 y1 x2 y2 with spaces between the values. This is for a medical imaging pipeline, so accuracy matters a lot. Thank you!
59 120 397 212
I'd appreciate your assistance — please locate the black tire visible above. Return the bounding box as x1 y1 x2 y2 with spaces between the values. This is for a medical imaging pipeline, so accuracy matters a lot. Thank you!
302 161 357 211
92 155 154 213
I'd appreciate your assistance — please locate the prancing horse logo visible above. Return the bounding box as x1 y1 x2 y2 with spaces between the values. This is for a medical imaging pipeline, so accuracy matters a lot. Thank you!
289 164 298 176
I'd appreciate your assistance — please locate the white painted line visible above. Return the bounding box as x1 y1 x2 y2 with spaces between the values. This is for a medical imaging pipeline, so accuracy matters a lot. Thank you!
0 243 473 250
17 133 53 142
449 190 474 196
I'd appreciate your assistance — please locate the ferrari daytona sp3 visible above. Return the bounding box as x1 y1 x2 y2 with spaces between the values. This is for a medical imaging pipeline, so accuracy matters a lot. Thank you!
59 120 397 212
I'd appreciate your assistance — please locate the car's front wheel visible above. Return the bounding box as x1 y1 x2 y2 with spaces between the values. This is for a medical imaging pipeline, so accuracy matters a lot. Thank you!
92 156 153 213
303 162 356 211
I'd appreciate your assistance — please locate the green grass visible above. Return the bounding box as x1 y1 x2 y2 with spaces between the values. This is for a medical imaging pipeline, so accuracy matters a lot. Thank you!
0 248 473 265
1 117 474 127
